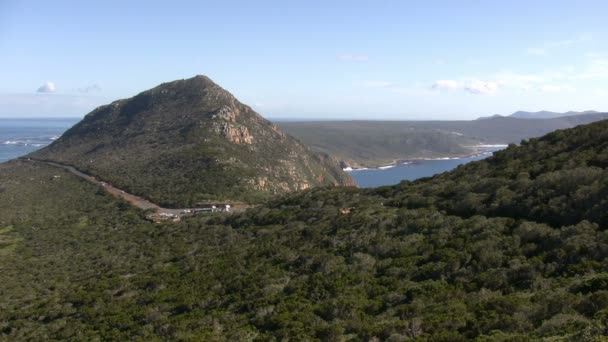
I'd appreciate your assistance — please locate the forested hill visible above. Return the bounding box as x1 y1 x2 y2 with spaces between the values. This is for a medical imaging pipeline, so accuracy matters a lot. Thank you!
29 75 354 207
1 120 607 340
380 119 608 228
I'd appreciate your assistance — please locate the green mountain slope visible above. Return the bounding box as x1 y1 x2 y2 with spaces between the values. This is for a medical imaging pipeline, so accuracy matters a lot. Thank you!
1 120 607 340
277 113 608 168
276 121 475 168
381 119 608 227
29 76 355 206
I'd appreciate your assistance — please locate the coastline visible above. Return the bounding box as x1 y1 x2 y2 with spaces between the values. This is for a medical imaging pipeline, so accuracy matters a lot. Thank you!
343 144 508 172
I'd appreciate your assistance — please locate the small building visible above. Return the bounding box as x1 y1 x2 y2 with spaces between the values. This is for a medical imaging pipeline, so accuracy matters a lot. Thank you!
194 203 231 213
214 204 231 212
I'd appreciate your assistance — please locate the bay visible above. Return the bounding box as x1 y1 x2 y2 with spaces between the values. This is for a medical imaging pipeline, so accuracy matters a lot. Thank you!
347 146 507 188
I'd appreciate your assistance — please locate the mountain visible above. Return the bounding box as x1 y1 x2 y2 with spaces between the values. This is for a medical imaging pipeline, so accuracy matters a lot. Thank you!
29 76 354 206
278 112 608 168
2 119 608 340
509 110 599 119
476 114 504 120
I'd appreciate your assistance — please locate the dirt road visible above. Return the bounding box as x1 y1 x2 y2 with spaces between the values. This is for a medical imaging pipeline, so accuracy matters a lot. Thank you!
23 158 250 219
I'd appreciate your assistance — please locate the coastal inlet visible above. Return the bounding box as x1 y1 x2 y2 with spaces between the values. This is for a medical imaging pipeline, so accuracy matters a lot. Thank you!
346 145 507 188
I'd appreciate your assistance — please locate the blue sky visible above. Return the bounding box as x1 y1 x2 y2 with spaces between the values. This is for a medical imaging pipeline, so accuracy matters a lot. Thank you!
1 0 607 119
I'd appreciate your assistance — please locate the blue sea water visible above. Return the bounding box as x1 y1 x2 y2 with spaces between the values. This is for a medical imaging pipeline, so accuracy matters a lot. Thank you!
0 118 78 163
347 146 506 188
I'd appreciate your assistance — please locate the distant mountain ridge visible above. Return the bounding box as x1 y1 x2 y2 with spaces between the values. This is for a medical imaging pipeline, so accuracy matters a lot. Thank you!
510 110 599 119
30 75 355 206
479 110 600 120
279 112 608 168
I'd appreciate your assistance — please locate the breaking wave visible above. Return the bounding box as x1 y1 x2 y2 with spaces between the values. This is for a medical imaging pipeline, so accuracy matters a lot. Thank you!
1 135 58 147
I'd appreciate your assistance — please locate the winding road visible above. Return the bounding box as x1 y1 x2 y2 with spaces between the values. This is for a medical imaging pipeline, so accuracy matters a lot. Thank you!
23 158 250 219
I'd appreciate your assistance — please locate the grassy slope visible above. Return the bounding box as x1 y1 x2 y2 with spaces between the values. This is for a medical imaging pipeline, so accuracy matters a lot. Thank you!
2 115 608 340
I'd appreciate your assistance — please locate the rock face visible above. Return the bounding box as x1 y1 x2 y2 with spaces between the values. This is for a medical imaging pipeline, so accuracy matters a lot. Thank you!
30 75 355 206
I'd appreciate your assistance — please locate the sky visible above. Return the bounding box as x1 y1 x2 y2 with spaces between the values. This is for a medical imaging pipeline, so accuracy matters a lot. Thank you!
1 0 607 120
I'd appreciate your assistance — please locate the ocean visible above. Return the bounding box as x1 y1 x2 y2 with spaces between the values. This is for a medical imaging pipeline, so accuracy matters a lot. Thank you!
1 118 505 187
0 118 78 163
347 145 506 188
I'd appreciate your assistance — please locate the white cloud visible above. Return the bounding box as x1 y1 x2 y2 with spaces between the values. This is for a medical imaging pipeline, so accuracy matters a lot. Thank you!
337 54 369 62
432 68 585 96
491 70 577 92
432 80 461 90
492 71 546 91
37 81 56 93
492 69 578 93
464 80 500 95
432 79 499 95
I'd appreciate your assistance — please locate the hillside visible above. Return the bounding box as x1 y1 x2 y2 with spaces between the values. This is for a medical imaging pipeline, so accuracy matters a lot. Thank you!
381 119 608 228
278 113 608 168
509 110 599 119
1 120 607 340
276 121 475 168
29 76 354 206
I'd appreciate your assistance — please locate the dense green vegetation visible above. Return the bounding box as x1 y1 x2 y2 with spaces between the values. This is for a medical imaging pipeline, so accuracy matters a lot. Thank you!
1 120 608 340
278 113 608 168
380 119 608 228
30 76 354 207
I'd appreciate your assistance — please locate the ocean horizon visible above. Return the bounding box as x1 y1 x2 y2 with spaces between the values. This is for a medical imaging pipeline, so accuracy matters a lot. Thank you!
0 118 78 163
